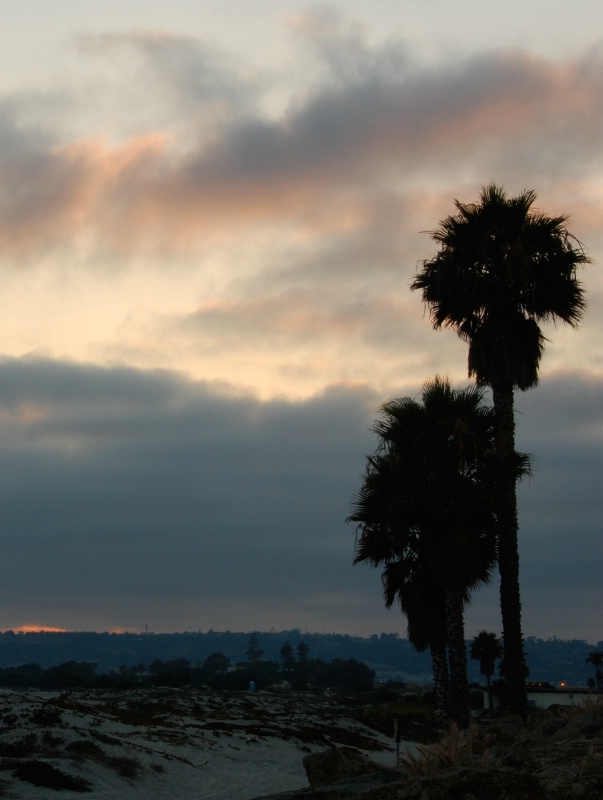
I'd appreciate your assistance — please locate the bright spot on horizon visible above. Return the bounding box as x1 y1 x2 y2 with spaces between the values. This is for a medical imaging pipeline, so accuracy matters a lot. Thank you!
6 625 68 633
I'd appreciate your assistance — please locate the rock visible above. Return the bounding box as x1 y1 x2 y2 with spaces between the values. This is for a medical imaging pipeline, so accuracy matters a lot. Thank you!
302 746 385 787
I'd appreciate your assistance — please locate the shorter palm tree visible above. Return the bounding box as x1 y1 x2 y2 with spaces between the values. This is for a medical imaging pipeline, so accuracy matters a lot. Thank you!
470 631 503 711
350 377 502 727
586 651 603 690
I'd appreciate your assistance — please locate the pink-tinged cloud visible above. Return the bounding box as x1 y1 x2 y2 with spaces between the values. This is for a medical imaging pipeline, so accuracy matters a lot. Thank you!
0 47 601 261
187 293 407 339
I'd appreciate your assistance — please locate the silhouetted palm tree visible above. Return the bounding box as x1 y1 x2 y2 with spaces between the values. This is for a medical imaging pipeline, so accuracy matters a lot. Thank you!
350 377 503 727
412 185 588 714
470 630 503 711
381 549 452 720
586 651 603 690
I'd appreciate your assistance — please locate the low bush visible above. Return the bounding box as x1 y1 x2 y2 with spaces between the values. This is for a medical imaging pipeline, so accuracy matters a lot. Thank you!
67 739 104 757
30 706 63 726
0 734 37 758
105 755 142 779
11 759 92 792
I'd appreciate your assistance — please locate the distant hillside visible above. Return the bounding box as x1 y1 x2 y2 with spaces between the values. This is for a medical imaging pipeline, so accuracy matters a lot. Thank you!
0 630 599 686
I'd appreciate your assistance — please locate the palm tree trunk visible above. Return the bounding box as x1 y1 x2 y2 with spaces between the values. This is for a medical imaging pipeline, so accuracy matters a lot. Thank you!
486 673 494 712
430 643 450 724
445 589 470 728
492 382 527 716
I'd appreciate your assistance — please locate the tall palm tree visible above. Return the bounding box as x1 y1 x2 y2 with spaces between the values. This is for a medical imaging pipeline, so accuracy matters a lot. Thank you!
411 185 588 714
350 376 502 727
470 630 503 711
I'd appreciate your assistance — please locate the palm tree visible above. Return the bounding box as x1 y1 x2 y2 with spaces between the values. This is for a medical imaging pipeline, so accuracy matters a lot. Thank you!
470 631 503 711
350 376 502 727
411 185 588 715
382 558 452 721
586 651 603 690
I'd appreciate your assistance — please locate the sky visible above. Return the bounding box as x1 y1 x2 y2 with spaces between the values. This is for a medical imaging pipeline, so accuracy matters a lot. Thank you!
0 1 601 645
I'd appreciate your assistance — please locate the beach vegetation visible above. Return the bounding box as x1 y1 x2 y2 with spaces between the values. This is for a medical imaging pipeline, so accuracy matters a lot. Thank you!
29 705 63 726
0 733 38 757
7 759 93 792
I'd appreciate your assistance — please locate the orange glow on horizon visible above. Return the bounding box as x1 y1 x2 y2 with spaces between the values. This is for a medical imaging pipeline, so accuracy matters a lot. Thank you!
5 625 68 633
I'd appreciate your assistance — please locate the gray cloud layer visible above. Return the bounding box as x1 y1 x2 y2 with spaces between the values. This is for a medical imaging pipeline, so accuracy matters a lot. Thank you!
0 358 600 641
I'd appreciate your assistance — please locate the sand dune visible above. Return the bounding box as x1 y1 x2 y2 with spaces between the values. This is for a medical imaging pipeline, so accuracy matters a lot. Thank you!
0 687 397 798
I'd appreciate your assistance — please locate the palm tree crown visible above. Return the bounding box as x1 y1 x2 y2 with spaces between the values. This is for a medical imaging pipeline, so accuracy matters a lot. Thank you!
470 630 504 712
412 183 588 392
470 630 504 677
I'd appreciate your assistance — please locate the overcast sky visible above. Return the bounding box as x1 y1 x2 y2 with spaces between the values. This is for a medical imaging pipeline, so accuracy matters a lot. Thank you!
0 1 601 645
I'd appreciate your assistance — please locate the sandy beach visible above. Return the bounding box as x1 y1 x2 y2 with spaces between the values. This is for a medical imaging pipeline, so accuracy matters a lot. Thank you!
0 688 399 799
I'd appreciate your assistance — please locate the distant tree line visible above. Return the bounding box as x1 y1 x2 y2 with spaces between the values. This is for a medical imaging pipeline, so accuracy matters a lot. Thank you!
0 637 375 691
0 629 430 675
0 631 597 687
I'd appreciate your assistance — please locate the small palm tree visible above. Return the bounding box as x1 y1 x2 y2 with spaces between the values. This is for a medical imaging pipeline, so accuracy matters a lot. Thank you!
412 185 588 715
470 631 503 711
350 377 505 727
586 651 603 690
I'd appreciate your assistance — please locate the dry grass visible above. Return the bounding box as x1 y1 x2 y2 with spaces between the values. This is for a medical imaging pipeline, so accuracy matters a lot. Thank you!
563 695 603 717
400 721 497 777
400 698 603 790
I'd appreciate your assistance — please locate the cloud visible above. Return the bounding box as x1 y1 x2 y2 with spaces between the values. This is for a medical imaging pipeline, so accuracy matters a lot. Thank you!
0 356 600 640
76 30 259 116
0 34 602 262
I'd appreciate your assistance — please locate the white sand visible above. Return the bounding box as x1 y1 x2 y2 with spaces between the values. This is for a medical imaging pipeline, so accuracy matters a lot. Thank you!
0 688 398 799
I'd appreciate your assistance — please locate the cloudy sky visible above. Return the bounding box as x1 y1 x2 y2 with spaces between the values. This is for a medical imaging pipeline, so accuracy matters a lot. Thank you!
0 1 601 644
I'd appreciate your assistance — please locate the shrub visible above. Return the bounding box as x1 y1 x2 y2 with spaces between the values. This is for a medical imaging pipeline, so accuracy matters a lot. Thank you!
106 755 142 778
67 739 104 758
41 730 65 747
0 734 37 758
30 706 63 726
11 760 92 792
